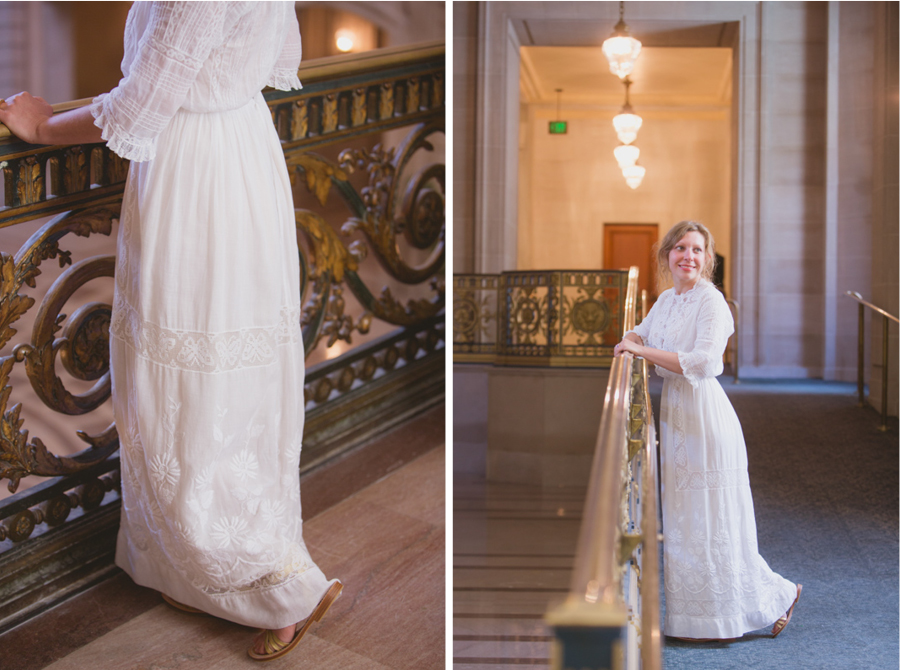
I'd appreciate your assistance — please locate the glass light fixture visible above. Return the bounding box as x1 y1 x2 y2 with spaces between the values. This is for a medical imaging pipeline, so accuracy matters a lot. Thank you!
335 29 355 53
623 164 646 190
601 1 642 79
613 143 640 168
613 76 642 145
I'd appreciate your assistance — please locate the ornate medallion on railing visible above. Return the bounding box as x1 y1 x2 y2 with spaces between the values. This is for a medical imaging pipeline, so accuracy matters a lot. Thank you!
566 289 612 346
510 288 549 345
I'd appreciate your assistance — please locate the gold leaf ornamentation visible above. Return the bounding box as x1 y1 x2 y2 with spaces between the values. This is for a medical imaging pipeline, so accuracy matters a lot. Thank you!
108 152 129 184
407 78 420 114
295 210 359 283
0 207 119 491
339 121 444 285
352 88 366 126
432 73 444 108
323 94 338 133
292 100 309 140
63 147 88 195
16 157 43 205
289 154 350 207
380 82 394 120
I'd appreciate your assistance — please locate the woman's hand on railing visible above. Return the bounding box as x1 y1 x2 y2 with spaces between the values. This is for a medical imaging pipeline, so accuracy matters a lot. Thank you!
0 92 102 145
614 333 643 357
0 92 54 143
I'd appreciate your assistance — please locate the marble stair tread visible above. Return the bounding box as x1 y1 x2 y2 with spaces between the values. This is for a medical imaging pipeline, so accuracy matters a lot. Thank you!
301 447 445 669
454 638 551 660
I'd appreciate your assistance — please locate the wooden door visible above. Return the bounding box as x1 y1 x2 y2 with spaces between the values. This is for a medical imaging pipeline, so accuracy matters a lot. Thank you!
603 223 658 300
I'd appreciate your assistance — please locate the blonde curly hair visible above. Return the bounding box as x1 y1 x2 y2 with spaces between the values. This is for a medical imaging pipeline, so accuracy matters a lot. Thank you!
656 220 716 290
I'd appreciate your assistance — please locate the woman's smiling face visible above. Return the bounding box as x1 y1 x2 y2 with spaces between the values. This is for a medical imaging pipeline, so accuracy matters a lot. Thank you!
667 231 707 289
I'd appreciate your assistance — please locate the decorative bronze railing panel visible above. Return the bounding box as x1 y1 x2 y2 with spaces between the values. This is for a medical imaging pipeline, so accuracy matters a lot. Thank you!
452 274 499 363
453 270 628 367
0 41 445 552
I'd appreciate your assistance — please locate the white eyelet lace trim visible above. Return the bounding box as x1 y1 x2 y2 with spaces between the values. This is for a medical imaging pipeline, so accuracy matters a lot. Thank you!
110 292 302 374
267 69 302 91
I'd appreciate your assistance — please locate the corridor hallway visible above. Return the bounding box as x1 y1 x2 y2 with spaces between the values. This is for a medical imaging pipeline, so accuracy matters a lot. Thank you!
452 378 898 670
0 407 445 670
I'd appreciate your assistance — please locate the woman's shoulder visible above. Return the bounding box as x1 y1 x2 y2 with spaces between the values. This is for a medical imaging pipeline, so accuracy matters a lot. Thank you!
694 280 731 315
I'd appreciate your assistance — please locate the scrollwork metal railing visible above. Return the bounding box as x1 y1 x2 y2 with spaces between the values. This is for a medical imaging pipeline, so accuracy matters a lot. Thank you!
453 270 629 367
544 267 662 670
0 40 444 631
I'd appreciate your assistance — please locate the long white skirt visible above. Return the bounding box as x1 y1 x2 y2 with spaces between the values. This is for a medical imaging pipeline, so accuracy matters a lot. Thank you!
110 94 335 629
659 376 796 639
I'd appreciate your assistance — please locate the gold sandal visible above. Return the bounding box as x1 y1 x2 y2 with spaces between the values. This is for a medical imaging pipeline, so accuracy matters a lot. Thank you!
772 583 802 637
248 580 343 662
161 593 207 616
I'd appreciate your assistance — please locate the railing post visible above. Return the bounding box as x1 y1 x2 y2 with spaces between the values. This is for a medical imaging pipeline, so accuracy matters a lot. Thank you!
857 300 866 407
880 315 889 432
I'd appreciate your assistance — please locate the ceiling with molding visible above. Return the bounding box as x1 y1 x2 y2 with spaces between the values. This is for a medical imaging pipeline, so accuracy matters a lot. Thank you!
516 15 735 110
520 46 733 109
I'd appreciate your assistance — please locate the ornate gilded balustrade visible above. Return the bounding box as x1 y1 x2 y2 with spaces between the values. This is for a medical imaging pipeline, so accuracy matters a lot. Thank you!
0 41 444 632
544 268 662 670
453 270 629 367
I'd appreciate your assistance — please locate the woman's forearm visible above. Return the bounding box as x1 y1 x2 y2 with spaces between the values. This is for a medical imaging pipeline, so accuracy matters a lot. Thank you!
1 92 103 146
36 106 103 145
635 344 683 375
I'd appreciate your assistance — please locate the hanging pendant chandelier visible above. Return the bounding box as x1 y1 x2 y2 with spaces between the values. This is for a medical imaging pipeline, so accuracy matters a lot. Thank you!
613 76 642 145
613 143 640 168
602 1 642 79
623 164 646 189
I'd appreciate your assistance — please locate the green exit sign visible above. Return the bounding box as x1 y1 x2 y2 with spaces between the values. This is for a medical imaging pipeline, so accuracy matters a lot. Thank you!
548 120 568 134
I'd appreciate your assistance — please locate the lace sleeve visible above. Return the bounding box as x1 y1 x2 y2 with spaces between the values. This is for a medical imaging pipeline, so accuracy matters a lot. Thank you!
677 288 734 387
91 2 231 162
268 8 302 91
625 291 662 343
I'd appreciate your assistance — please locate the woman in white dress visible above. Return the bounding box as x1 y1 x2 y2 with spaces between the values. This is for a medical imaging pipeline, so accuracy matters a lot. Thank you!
614 220 801 641
0 2 341 661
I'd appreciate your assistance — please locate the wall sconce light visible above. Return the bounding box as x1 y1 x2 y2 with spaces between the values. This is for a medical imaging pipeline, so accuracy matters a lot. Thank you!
335 28 355 53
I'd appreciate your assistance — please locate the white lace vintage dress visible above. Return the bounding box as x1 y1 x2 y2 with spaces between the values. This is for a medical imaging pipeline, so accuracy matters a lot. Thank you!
628 280 796 639
92 2 337 629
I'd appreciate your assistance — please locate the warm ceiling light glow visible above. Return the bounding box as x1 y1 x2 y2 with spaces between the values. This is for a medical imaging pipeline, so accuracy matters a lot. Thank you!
612 76 642 144
614 143 640 168
623 164 646 189
335 29 355 53
601 2 642 79
613 112 643 145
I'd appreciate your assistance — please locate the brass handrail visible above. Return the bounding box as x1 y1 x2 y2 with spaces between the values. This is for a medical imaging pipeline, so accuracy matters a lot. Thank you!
545 266 662 669
638 357 662 670
845 291 897 431
0 40 445 141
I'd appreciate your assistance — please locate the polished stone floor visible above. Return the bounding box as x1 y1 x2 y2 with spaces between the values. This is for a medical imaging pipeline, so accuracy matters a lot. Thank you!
0 406 445 670
453 478 587 669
